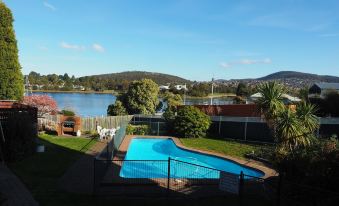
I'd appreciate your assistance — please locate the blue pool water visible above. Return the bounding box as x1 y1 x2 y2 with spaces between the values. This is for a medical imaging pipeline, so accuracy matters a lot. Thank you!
120 138 264 179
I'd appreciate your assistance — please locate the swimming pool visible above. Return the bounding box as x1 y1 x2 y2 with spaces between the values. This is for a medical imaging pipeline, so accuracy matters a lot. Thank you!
120 138 264 179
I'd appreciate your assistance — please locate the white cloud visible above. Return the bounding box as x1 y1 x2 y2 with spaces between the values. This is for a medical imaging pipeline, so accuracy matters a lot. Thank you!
92 43 105 52
239 58 271 65
43 2 56 11
220 58 271 68
319 33 339 37
220 62 231 68
60 42 85 51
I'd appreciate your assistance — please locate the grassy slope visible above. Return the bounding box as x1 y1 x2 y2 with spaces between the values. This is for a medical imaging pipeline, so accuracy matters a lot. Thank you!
180 137 272 159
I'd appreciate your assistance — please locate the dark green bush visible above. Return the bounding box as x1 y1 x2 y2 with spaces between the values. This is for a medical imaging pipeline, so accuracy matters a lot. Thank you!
273 137 339 191
126 124 150 135
61 109 75 116
107 100 127 116
234 96 246 104
163 106 177 133
174 106 211 138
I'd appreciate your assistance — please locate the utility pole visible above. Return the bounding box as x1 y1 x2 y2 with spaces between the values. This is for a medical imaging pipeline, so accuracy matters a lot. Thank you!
210 77 214 105
25 75 32 96
183 83 186 105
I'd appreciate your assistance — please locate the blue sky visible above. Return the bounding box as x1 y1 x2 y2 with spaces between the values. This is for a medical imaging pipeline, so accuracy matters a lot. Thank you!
3 0 339 81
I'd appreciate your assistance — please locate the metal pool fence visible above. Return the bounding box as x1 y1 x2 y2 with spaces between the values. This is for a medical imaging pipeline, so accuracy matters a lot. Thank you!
131 114 168 136
93 157 339 205
97 123 127 160
131 115 339 143
93 157 266 198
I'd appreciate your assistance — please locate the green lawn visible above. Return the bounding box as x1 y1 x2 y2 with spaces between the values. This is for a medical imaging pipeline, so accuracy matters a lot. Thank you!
9 134 97 206
9 134 273 206
180 137 273 159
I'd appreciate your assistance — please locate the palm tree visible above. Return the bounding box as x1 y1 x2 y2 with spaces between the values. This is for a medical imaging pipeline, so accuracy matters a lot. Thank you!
296 101 319 134
275 108 310 150
256 81 285 122
256 82 319 151
256 82 286 142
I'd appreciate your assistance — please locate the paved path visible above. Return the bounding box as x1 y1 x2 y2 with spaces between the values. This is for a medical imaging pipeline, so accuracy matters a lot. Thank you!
0 164 39 206
58 140 107 194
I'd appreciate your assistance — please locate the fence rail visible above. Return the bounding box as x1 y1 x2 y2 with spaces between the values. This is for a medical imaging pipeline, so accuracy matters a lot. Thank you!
94 157 235 197
130 115 339 142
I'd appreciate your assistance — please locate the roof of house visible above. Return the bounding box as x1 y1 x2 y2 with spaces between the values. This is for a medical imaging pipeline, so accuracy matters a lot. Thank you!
314 82 339 90
250 93 301 102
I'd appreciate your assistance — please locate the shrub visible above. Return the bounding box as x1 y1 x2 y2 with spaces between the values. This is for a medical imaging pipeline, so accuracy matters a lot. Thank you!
234 96 246 104
61 109 75 116
273 137 339 191
174 106 211 138
126 124 150 135
163 106 177 133
107 100 127 116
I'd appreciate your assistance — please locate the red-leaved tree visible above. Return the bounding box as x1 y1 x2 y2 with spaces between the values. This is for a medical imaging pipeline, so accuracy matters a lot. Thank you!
22 95 58 117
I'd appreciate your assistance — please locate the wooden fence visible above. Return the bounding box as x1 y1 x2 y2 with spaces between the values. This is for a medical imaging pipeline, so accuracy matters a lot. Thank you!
38 115 133 132
81 115 133 132
41 114 133 132
0 101 38 162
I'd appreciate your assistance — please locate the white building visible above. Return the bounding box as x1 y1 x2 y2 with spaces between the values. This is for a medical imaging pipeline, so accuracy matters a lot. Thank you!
250 93 301 103
159 85 170 90
175 84 187 91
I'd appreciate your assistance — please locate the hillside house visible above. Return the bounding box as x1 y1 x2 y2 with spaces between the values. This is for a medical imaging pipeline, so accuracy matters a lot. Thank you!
159 85 170 90
175 84 187 91
309 83 339 98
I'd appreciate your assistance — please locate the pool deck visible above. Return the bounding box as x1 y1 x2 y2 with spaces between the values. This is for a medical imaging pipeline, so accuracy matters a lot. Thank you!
116 135 277 179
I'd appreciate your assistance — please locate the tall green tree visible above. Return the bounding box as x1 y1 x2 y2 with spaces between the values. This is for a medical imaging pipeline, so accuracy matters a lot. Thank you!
162 91 183 132
107 100 127 116
122 79 159 114
162 91 182 108
0 2 24 100
236 82 249 96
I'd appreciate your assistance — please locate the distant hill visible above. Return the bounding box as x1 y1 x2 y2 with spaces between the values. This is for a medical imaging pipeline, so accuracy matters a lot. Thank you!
81 71 191 85
215 71 339 89
258 71 339 82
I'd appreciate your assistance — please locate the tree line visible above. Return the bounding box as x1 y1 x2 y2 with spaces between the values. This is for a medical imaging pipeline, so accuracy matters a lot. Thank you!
27 71 192 92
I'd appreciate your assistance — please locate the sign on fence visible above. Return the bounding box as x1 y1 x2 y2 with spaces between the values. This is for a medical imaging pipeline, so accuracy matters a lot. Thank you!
219 171 239 194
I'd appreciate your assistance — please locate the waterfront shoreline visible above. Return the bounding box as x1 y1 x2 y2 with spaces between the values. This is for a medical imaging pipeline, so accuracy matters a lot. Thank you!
185 93 236 99
32 90 118 95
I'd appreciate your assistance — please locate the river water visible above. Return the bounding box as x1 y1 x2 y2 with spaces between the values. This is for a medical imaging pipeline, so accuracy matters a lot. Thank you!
30 92 234 117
